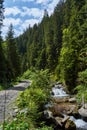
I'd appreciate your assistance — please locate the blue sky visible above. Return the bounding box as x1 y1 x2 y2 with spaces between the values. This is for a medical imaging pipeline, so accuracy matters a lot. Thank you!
3 0 59 38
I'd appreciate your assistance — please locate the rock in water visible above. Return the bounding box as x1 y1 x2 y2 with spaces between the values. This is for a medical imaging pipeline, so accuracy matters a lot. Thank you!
65 119 76 130
43 110 53 119
61 116 70 124
69 97 76 103
79 107 87 117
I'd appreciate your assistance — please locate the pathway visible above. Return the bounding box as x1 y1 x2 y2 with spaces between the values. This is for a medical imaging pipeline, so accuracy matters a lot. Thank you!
0 80 31 123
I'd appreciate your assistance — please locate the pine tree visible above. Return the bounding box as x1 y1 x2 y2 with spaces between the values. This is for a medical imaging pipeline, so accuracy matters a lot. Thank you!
0 0 6 83
6 24 21 81
53 0 64 68
58 0 87 92
0 0 4 35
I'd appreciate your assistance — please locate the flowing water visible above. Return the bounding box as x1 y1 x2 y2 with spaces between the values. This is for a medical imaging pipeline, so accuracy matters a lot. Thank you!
52 84 87 130
70 116 87 130
52 85 69 97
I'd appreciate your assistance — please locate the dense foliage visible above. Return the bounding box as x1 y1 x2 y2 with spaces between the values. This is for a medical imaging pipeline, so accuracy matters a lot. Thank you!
6 24 21 81
15 0 87 93
0 0 6 83
0 0 86 96
0 0 87 92
1 69 52 130
75 69 87 102
0 0 87 129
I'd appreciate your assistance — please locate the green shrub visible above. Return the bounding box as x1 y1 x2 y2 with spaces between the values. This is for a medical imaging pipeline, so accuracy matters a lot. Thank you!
22 69 34 79
75 69 87 103
36 126 53 130
16 69 51 127
1 119 34 130
2 69 51 129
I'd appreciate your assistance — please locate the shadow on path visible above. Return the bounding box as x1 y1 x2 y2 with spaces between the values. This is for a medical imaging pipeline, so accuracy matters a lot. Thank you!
7 80 31 91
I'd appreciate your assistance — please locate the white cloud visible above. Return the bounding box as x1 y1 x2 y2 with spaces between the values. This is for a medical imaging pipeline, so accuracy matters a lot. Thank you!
13 0 51 5
3 18 22 26
13 0 34 2
2 17 39 38
22 0 34 2
5 6 43 18
2 26 8 37
21 19 39 30
2 17 22 38
3 0 59 38
21 7 43 18
36 0 49 4
5 1 58 18
5 7 21 16
48 0 59 9
47 0 59 15
14 28 22 36
2 26 22 39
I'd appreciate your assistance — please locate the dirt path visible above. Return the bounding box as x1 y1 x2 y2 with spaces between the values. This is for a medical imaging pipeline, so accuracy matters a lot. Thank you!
0 80 31 123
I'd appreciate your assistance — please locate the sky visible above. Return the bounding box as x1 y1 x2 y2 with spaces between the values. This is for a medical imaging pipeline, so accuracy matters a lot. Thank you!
2 0 59 38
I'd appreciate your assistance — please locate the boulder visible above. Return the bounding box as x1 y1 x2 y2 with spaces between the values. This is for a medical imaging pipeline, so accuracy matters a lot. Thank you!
54 117 63 126
43 110 63 127
53 117 63 130
69 97 76 103
78 107 87 117
61 116 70 124
52 97 69 103
84 103 87 109
66 105 78 116
49 103 78 117
65 119 76 130
43 110 53 119
49 105 64 117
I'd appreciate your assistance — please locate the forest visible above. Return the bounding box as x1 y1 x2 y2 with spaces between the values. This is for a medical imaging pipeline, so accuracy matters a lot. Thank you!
0 0 87 129
0 0 87 92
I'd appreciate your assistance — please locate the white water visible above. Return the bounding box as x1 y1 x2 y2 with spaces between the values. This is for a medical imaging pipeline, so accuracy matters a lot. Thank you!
52 84 87 130
52 85 68 97
70 116 87 130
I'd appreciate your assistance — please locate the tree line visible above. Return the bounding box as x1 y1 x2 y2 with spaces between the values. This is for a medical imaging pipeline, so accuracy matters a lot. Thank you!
0 0 21 83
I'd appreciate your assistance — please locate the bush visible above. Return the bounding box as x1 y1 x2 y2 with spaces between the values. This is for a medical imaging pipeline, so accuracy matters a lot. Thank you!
16 69 51 128
1 69 51 129
1 117 34 130
75 69 87 103
17 87 49 122
36 126 53 130
21 69 35 79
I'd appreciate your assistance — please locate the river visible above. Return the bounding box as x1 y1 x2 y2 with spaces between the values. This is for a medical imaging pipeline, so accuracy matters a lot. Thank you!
52 84 87 130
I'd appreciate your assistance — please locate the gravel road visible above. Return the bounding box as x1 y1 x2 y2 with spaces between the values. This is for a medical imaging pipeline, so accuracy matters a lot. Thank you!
0 80 31 124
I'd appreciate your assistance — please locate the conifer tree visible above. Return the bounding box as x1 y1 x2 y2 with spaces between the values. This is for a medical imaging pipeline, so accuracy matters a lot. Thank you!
6 24 21 80
58 0 87 92
0 0 4 35
0 0 6 83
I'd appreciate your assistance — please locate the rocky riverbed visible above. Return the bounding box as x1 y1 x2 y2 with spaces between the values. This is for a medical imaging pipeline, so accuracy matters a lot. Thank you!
0 80 31 124
43 82 87 130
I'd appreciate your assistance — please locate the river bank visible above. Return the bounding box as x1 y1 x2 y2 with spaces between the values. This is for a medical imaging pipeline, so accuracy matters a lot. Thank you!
43 82 87 130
